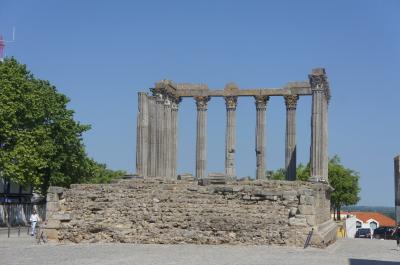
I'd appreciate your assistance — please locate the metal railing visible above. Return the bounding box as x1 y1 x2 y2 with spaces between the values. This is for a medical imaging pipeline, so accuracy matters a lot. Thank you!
0 203 46 227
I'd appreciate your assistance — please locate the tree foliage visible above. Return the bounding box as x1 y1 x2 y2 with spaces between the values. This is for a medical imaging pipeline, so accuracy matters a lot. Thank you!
266 155 360 220
0 58 125 194
328 155 360 220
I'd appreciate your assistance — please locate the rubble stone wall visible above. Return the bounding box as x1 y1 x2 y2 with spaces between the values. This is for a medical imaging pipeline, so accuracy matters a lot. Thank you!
45 178 336 247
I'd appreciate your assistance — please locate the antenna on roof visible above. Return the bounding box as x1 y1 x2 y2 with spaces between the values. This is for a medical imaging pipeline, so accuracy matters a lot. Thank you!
0 27 16 62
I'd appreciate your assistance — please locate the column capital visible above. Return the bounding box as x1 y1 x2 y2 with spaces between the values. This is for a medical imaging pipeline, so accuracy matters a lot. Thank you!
309 68 331 103
284 95 299 110
224 96 238 110
195 96 211 111
171 96 181 111
254 95 269 110
154 93 164 104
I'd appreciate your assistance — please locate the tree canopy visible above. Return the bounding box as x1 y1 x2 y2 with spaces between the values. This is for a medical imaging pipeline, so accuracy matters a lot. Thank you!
0 58 125 194
266 155 360 219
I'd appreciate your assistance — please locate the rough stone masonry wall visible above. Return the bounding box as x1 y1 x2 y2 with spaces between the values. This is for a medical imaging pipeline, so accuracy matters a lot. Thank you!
45 178 337 247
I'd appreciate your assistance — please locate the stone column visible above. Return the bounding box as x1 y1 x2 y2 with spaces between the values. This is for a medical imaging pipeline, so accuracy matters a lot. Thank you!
284 95 299 181
164 98 171 178
254 96 269 180
395 155 400 225
171 98 180 179
136 92 149 177
155 93 164 177
195 96 210 179
224 96 237 179
309 68 330 182
148 96 157 177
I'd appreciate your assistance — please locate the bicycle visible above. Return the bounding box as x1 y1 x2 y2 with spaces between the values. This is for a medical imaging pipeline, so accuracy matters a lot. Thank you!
35 222 48 244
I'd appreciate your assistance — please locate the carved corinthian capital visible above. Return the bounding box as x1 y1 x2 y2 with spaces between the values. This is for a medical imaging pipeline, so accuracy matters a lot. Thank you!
195 96 211 111
170 96 181 111
309 68 331 103
284 95 299 110
224 96 238 110
254 95 269 110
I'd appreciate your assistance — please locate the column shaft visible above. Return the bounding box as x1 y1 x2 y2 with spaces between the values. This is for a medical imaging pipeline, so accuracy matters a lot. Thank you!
164 100 172 178
284 95 298 181
309 68 330 182
225 96 237 178
171 99 179 179
155 95 164 177
136 92 149 177
148 97 156 177
195 96 210 179
255 96 269 180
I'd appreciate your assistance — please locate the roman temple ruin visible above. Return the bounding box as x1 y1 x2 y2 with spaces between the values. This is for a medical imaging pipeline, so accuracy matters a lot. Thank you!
44 68 337 247
136 68 330 181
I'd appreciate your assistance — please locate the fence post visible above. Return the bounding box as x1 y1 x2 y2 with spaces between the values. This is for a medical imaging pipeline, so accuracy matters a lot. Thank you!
7 204 11 238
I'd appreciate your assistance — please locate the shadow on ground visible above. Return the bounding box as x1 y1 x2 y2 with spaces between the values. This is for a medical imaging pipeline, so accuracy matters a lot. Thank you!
349 259 400 265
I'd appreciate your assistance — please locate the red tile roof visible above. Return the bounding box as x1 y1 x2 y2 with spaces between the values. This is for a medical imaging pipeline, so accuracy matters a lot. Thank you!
348 212 396 227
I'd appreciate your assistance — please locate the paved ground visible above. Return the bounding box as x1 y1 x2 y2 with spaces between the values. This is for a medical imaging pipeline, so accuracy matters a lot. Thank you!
0 232 399 265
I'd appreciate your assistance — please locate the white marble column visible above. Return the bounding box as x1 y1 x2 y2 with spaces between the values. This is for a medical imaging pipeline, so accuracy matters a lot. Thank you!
195 96 210 179
148 96 156 177
254 96 269 180
284 95 299 181
171 98 180 179
224 96 237 179
164 98 171 178
136 92 149 177
395 155 400 225
309 68 330 182
155 94 164 177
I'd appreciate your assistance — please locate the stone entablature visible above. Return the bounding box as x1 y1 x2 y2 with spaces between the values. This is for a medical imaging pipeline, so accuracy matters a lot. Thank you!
45 179 337 247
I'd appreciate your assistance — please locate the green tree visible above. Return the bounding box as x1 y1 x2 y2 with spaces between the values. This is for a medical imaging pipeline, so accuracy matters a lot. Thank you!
84 159 126 184
265 164 310 181
266 168 286 180
296 163 310 181
328 155 360 220
0 58 124 194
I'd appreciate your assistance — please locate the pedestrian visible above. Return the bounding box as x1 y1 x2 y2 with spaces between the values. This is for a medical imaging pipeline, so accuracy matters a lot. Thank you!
29 210 40 236
392 225 400 250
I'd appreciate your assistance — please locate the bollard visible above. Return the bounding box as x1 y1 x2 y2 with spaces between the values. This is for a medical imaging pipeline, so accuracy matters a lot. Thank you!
7 205 10 238
18 225 20 237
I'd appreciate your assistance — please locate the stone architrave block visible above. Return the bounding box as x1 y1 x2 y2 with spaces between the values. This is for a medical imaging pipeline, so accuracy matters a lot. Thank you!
48 186 65 194
52 213 71 222
45 219 61 229
46 202 60 212
46 192 59 203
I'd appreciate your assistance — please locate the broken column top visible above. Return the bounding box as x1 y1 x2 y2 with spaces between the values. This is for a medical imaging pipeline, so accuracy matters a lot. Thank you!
311 68 326 76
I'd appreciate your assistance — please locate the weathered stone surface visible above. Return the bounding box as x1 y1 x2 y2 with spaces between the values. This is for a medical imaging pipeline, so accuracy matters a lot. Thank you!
284 95 299 181
45 179 336 248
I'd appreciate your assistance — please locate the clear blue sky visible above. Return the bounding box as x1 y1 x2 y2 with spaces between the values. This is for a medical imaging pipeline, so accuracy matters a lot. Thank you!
1 0 399 206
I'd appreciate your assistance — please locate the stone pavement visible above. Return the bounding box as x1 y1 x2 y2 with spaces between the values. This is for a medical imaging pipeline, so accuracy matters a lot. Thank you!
0 234 399 265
